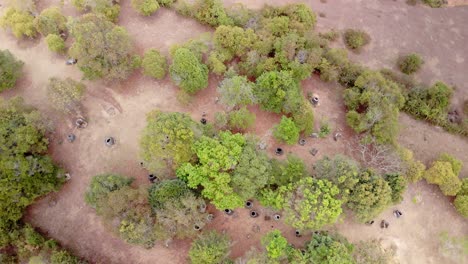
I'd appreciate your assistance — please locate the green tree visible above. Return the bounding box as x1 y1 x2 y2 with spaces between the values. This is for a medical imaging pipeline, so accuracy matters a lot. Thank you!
0 8 37 38
404 82 452 121
34 7 67 36
213 25 257 57
343 29 370 50
454 178 468 217
192 0 233 27
170 48 209 94
291 100 315 135
217 75 256 109
131 0 160 16
50 250 81 264
140 111 201 173
269 155 307 187
384 173 407 204
346 170 393 222
0 98 62 243
189 231 231 264
142 49 167 79
176 131 246 209
228 107 256 131
254 71 302 114
84 174 133 208
424 154 462 196
69 14 135 80
46 77 85 114
72 0 121 22
398 53 423 75
0 49 23 92
274 116 300 145
305 232 355 264
148 179 190 210
45 34 66 53
261 230 289 260
314 155 360 203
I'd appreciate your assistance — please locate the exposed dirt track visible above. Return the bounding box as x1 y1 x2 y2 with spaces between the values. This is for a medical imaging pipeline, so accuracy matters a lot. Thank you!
0 0 467 263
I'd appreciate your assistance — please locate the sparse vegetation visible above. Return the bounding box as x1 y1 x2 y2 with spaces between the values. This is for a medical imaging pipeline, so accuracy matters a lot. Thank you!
344 29 370 51
45 34 66 53
47 77 85 114
142 49 167 79
189 231 231 264
398 53 423 75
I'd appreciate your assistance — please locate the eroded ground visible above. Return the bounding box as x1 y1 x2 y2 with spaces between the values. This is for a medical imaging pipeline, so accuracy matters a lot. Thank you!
1 0 467 263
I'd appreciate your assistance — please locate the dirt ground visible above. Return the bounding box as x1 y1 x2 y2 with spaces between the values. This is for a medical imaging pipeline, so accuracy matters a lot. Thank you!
1 0 467 263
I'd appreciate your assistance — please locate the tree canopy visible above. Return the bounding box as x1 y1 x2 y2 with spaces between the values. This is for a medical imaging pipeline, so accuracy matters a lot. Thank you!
424 153 462 196
188 231 231 264
0 8 37 38
0 49 23 92
141 49 167 79
69 14 135 81
305 232 355 264
170 47 209 94
217 75 256 109
273 116 300 145
34 6 67 36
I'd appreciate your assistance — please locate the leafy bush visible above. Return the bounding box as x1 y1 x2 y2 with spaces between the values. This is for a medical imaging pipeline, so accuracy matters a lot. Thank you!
34 7 67 36
0 8 37 38
131 0 160 16
50 250 81 264
0 49 23 92
384 173 407 204
45 34 66 53
423 0 446 8
398 147 426 183
142 49 167 79
140 111 201 173
217 75 256 109
338 62 365 88
454 178 468 218
424 153 462 196
404 82 452 121
72 0 121 22
343 29 370 50
84 174 133 208
261 230 289 260
319 29 340 42
148 179 190 210
305 232 355 264
319 121 331 138
47 77 85 114
170 48 209 94
189 231 231 264
228 107 256 131
192 0 234 27
292 101 315 135
274 116 300 145
398 53 423 75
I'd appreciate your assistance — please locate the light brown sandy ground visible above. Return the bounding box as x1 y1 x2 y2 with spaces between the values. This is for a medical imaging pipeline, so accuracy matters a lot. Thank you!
0 0 467 263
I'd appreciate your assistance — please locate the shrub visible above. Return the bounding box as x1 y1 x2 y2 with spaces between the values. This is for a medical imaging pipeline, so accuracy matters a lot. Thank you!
384 173 407 204
34 7 67 36
50 250 80 264
142 49 167 79
319 29 340 42
317 58 339 82
423 0 446 8
228 107 256 131
170 48 209 94
45 34 66 53
343 29 370 50
338 62 365 88
148 179 190 210
192 0 234 27
189 231 231 264
72 0 121 22
424 153 462 196
131 0 160 16
47 77 85 114
319 121 331 138
0 8 37 38
157 0 175 6
305 232 355 264
404 81 452 121
84 174 133 208
292 101 315 135
274 116 300 145
454 178 468 217
261 230 288 260
398 53 423 75
0 49 23 92
217 75 256 109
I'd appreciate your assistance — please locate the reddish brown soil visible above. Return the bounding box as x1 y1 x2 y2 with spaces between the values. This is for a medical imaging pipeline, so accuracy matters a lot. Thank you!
0 1 467 264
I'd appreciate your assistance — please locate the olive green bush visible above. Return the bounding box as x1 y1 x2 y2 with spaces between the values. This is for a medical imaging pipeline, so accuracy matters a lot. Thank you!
189 231 231 264
131 0 160 16
142 49 167 79
84 174 133 208
72 0 121 22
423 0 446 8
47 77 85 113
45 34 66 53
34 7 67 36
0 49 23 92
454 178 468 218
227 107 256 131
424 153 462 196
274 116 300 145
0 8 37 38
170 47 209 94
343 29 370 51
398 53 423 75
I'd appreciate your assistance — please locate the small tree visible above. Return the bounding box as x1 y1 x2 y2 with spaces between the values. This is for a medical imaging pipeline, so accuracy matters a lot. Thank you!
261 230 289 261
384 173 407 204
34 7 67 36
45 34 66 53
131 0 160 16
424 154 462 196
343 29 370 51
47 77 85 114
148 179 190 210
228 107 256 131
142 49 167 79
398 53 423 75
274 116 300 145
72 0 121 22
217 75 256 109
305 232 355 264
84 174 133 208
0 8 37 38
170 47 209 94
0 49 23 92
192 0 233 27
189 231 231 264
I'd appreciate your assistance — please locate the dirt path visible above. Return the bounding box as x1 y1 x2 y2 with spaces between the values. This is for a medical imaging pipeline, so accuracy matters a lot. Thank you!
1 1 467 264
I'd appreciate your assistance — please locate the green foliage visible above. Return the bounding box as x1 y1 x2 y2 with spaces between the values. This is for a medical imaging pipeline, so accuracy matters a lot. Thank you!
157 0 174 6
404 81 452 121
398 147 426 183
344 70 405 144
319 29 340 42
338 63 365 88
261 230 289 260
0 49 23 92
305 232 355 264
0 8 37 38
34 7 67 36
227 107 256 131
148 179 190 210
424 154 462 196
343 29 370 50
84 174 133 208
46 77 85 114
170 47 209 94
423 0 446 8
282 178 342 230
254 71 302 114
5 0 37 12
50 250 81 264
314 155 360 203
269 155 307 187
189 231 231 264
346 170 393 222
176 131 246 209
140 111 201 173
454 194 468 218
0 97 62 238
45 34 66 53
131 0 160 16
274 116 300 145
213 25 257 57
72 0 121 22
217 75 256 109
318 58 339 82
384 173 407 204
319 121 332 138
292 101 315 135
141 49 167 79
69 14 134 80
398 53 423 75
192 0 234 27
